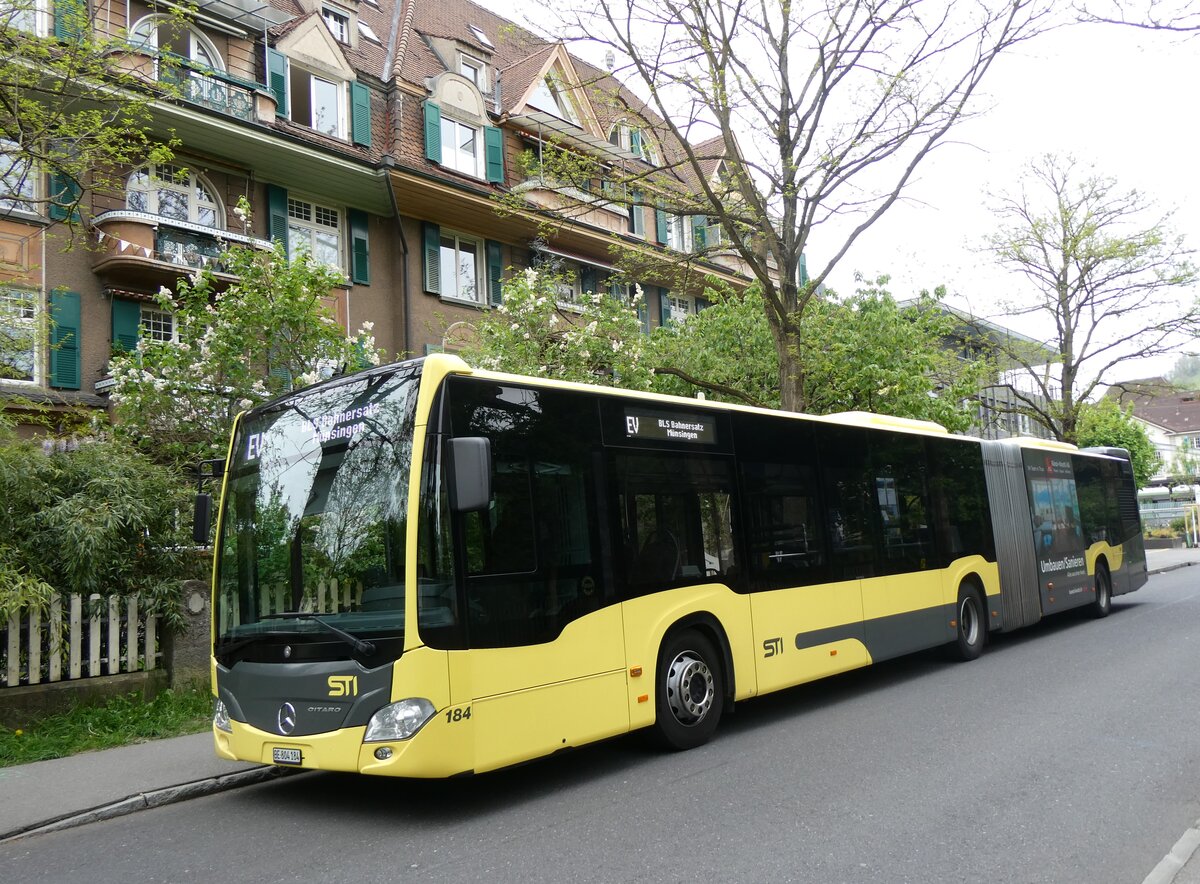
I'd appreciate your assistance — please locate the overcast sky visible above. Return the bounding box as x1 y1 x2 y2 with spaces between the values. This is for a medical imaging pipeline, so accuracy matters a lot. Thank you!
482 2 1198 384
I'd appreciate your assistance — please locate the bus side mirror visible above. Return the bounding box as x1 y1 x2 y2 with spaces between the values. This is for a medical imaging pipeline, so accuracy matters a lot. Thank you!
446 437 492 512
193 493 213 544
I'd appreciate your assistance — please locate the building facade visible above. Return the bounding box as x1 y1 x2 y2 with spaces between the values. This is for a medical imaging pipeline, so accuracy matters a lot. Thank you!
1 0 749 430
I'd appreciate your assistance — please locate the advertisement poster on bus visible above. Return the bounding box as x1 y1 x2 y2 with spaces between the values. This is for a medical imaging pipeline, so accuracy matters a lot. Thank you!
1023 450 1090 605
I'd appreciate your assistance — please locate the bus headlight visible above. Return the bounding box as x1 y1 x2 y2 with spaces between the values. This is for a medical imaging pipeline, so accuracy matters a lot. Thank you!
364 698 436 742
213 698 232 733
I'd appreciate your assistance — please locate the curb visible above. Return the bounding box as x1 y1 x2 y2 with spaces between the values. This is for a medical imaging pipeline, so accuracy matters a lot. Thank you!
0 765 303 844
1143 818 1200 884
1150 561 1198 576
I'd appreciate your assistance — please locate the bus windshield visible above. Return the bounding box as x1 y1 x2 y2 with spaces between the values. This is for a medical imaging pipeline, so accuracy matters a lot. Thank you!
214 363 421 664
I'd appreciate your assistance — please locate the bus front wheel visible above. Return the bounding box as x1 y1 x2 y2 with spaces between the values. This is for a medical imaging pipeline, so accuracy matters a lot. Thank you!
653 629 724 750
952 585 986 662
1092 565 1113 619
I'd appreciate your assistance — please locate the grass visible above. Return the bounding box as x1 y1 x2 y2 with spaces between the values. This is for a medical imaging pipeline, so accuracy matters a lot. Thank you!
0 686 212 767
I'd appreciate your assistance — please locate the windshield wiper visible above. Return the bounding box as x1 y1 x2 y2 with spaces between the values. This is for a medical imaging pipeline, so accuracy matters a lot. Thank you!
261 612 376 656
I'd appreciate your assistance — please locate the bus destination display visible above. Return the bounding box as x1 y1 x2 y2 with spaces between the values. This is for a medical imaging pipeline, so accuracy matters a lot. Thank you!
624 406 717 444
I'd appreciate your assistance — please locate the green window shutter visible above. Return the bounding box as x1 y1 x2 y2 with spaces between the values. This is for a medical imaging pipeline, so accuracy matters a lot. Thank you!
658 287 671 327
47 170 81 222
49 290 81 390
54 0 86 40
629 128 642 158
691 215 707 250
695 296 712 312
424 101 441 164
422 222 441 294
484 126 504 184
485 239 503 306
350 82 372 147
267 49 288 117
349 209 370 285
637 290 650 334
267 184 289 256
111 298 141 353
655 206 669 245
579 266 597 295
630 189 644 236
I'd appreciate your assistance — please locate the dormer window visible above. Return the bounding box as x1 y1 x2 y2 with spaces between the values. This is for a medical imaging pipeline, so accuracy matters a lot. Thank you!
461 55 484 89
608 123 656 164
322 7 350 43
468 24 493 49
528 75 578 125
290 66 345 138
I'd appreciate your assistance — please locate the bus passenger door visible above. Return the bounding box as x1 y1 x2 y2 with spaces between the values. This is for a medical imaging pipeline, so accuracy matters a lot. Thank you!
441 381 627 773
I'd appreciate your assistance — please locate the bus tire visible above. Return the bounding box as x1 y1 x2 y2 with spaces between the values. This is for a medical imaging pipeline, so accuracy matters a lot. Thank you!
653 629 724 751
952 584 986 662
1092 564 1113 619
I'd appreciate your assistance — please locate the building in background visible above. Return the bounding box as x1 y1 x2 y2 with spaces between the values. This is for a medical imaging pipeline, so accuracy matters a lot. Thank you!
0 0 752 432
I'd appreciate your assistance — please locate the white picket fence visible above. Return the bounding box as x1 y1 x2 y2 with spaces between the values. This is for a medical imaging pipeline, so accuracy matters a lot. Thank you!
1 593 160 688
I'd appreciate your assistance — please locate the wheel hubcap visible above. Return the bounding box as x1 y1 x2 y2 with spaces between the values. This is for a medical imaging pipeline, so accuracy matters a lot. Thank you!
665 650 714 726
960 597 980 645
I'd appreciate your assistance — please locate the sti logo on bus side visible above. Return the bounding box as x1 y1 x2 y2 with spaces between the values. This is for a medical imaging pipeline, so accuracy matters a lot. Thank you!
328 675 358 697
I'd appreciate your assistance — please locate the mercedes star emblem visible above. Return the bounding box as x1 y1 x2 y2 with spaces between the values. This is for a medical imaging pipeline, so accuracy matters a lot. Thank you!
277 702 297 735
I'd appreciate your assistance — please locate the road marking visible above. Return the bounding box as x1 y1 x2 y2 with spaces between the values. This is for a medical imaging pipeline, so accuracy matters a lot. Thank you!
1143 820 1200 884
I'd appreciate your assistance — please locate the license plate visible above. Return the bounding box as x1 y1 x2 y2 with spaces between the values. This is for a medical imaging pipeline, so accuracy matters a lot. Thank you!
273 747 302 765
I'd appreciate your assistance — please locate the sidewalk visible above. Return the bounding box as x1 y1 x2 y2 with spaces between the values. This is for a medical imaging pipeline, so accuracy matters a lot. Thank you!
0 731 289 842
1 548 1198 849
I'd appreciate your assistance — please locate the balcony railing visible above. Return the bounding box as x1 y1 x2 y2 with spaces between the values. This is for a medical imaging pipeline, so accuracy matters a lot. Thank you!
92 211 273 277
154 51 264 123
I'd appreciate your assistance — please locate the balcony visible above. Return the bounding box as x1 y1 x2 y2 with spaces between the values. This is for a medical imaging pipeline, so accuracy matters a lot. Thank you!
107 49 277 124
91 210 273 288
174 64 261 123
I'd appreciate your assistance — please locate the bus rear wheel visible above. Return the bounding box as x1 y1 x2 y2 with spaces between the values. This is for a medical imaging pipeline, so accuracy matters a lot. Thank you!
653 629 724 750
1092 565 1113 619
952 585 986 662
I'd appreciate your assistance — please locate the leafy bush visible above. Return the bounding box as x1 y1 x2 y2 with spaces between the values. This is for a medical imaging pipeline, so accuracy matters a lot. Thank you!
0 430 197 621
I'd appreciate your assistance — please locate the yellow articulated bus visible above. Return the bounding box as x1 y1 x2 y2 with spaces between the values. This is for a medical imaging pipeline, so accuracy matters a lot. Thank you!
202 354 1147 776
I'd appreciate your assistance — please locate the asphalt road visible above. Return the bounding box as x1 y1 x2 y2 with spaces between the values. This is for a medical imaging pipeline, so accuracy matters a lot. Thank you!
4 568 1199 884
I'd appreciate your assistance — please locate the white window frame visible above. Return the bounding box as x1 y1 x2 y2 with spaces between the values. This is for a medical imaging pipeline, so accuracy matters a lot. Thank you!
0 288 40 386
140 306 177 344
9 0 49 36
287 196 343 270
667 214 692 252
528 75 579 124
439 116 483 178
468 24 494 49
460 55 484 89
0 139 38 215
668 294 694 323
126 163 223 228
289 65 347 140
438 232 482 304
322 7 350 43
129 15 226 72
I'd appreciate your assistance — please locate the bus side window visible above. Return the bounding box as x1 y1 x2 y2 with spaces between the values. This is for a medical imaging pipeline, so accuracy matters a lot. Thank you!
871 434 933 574
816 425 878 579
613 452 738 595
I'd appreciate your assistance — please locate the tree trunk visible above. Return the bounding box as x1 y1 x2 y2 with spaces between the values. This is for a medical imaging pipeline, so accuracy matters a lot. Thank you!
776 328 805 413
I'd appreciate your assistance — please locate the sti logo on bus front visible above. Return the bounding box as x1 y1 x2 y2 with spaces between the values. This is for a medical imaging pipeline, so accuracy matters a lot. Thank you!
328 676 358 697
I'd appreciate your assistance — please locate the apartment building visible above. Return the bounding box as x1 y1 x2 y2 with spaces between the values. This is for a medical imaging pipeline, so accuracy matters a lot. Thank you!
0 0 749 427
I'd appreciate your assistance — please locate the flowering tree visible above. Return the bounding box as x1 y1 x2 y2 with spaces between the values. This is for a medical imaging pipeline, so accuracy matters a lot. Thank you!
110 240 381 468
461 266 654 389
